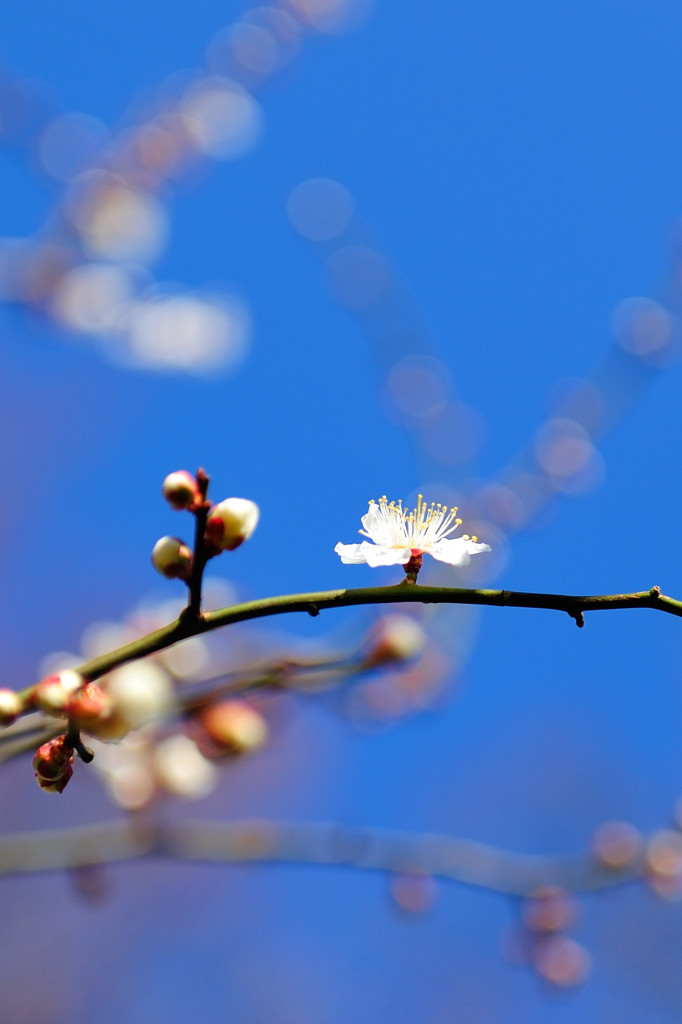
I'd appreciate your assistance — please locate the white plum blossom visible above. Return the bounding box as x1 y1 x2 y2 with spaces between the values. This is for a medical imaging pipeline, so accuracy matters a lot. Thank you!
335 495 491 568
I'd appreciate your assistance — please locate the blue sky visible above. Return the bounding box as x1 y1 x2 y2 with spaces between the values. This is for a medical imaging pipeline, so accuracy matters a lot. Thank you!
1 1 682 1021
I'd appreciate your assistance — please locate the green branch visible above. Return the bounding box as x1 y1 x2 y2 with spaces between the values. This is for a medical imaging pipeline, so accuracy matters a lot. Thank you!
73 583 681 684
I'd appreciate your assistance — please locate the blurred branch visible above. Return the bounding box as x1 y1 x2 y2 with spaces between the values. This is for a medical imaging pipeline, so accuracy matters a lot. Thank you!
0 817 645 895
1 655 359 764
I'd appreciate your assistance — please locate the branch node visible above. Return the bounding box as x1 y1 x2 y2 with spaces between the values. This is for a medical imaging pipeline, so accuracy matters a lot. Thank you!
649 585 661 598
179 606 204 628
569 609 585 628
307 604 319 617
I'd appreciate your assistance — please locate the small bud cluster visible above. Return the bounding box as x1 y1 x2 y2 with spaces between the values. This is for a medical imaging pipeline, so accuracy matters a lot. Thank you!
24 671 133 792
504 887 591 987
152 470 260 583
0 468 266 800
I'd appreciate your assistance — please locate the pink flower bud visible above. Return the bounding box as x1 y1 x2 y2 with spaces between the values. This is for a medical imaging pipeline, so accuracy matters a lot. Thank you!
151 536 193 579
162 470 202 511
0 688 23 726
532 935 591 987
195 700 268 757
362 615 427 668
204 498 259 553
33 736 74 794
522 887 576 933
66 683 113 730
33 670 84 715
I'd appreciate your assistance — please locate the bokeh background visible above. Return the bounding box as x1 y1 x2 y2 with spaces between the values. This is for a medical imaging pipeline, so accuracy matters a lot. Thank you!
1 0 682 1021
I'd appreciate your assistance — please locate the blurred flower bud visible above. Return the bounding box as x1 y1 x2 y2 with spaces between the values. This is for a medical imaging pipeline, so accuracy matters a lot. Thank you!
162 470 202 510
204 498 259 553
0 688 23 726
195 699 268 756
362 614 427 668
152 733 218 798
645 829 682 898
78 706 130 741
151 536 193 579
522 887 576 933
592 819 642 869
532 934 591 987
106 661 175 728
390 871 437 914
33 670 84 715
33 735 74 794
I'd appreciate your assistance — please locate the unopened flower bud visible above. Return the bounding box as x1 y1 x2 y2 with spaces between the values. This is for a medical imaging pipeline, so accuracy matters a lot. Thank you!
522 887 576 933
592 820 642 869
66 683 113 731
33 670 84 715
151 536 193 580
204 498 259 553
362 614 427 668
195 699 268 757
162 470 202 511
0 688 23 726
33 736 74 794
645 829 682 897
532 935 591 987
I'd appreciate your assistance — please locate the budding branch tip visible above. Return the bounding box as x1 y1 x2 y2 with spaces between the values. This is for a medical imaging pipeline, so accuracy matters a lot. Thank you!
75 739 94 763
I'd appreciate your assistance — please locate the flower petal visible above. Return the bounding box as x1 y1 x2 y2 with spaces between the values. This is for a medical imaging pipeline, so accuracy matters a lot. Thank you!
363 545 411 567
334 541 372 564
360 504 395 547
429 538 491 566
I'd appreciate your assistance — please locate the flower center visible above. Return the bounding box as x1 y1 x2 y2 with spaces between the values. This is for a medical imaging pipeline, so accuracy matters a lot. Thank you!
364 494 471 549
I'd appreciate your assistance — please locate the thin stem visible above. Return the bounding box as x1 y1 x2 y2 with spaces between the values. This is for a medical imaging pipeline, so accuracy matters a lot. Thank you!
183 468 210 621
